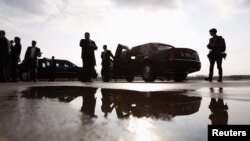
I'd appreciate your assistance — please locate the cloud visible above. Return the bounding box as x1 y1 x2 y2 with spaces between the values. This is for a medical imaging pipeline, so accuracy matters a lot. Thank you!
111 0 181 9
0 0 64 15
211 0 250 17
0 0 112 32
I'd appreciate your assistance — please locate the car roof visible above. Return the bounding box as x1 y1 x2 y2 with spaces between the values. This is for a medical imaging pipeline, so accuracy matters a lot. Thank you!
132 42 174 49
39 58 78 66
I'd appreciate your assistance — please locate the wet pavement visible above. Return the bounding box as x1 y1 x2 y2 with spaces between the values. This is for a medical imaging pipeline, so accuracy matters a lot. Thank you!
1 80 250 141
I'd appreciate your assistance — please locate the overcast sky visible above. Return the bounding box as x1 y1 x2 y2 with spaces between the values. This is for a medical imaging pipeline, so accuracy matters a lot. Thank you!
1 0 250 76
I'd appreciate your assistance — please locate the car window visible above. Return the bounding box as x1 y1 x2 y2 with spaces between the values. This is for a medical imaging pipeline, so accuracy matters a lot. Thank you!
56 62 64 68
150 45 172 52
121 50 127 61
64 61 74 68
139 46 149 54
42 63 46 68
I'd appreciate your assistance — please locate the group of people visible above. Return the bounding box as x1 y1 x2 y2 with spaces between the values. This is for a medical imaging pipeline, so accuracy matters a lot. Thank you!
0 30 41 82
1 28 226 83
79 32 114 82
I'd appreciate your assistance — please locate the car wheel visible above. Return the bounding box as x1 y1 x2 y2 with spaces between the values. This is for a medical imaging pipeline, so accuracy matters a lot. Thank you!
126 75 134 82
142 63 156 82
174 74 187 82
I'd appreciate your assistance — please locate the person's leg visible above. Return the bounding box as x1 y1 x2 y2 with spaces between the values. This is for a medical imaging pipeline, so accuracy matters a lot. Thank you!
217 59 223 82
10 60 18 81
205 59 215 82
30 60 37 82
0 61 5 82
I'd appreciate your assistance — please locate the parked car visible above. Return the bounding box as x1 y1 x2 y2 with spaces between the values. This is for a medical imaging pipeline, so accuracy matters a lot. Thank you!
107 42 201 82
18 58 82 81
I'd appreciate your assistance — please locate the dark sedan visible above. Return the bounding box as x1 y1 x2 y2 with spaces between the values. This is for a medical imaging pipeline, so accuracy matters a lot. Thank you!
18 58 82 81
112 42 201 82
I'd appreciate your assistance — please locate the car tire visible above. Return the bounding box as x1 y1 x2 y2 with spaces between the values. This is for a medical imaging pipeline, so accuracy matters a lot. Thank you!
142 63 156 82
174 73 187 82
126 75 134 82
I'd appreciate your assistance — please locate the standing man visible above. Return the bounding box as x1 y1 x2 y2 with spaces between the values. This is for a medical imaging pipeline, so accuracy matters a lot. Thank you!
24 40 41 82
0 30 10 82
101 45 114 82
205 28 226 82
79 32 98 82
10 37 22 82
49 56 56 81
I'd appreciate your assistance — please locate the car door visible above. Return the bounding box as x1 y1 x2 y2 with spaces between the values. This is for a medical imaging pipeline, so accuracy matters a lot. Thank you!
37 59 49 79
113 44 132 77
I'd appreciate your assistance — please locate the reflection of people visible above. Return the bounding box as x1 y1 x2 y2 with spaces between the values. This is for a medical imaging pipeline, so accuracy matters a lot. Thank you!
10 37 22 82
24 40 41 82
205 28 226 82
101 45 114 82
79 32 98 82
81 88 98 117
49 56 56 81
208 88 228 125
101 89 115 117
0 30 10 82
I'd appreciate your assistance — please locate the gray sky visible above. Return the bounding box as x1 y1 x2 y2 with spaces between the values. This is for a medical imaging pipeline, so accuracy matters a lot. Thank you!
1 0 250 76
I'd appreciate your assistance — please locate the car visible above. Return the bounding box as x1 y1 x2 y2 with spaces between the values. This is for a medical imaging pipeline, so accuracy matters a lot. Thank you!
109 42 201 82
18 58 82 81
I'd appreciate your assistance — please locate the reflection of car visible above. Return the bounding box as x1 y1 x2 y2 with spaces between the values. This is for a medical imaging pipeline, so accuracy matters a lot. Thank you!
112 43 201 82
21 86 202 120
101 89 202 119
18 58 82 80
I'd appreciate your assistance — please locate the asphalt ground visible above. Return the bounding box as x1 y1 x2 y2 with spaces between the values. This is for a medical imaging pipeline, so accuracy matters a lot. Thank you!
1 80 250 141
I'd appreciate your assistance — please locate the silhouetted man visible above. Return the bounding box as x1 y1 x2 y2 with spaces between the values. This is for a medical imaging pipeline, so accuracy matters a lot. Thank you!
10 37 22 82
79 32 98 82
24 40 41 82
205 28 226 82
80 88 98 117
101 45 114 82
0 30 10 82
49 56 56 81
208 88 228 125
101 89 115 117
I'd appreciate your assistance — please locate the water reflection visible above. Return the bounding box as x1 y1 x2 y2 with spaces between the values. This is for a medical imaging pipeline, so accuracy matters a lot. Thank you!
208 88 229 125
101 89 202 120
21 86 202 120
21 86 98 117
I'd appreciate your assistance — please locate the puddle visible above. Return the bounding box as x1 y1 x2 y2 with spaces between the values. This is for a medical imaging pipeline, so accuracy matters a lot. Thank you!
1 86 250 141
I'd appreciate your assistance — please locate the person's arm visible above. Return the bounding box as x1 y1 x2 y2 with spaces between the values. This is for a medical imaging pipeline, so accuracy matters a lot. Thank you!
37 48 41 57
207 38 213 49
92 41 98 50
17 44 21 57
80 39 83 48
110 51 114 59
101 52 104 59
24 47 30 60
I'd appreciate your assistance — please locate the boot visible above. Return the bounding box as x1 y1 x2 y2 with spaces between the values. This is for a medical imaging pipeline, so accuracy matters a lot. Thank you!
204 77 212 82
217 76 222 82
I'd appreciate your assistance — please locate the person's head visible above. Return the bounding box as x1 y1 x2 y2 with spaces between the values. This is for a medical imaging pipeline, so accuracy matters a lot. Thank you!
52 56 55 59
0 30 6 37
14 37 21 44
209 28 217 37
103 45 107 50
85 32 90 40
32 40 36 47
